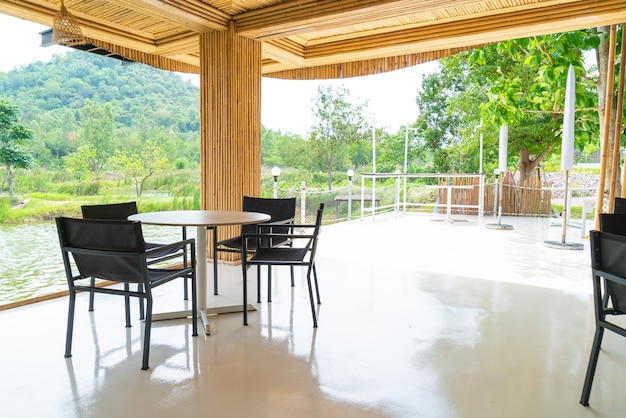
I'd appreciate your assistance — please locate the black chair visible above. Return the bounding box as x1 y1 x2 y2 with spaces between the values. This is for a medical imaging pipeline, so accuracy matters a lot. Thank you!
580 229 626 405
614 197 626 214
213 196 297 299
56 216 197 370
241 203 324 327
599 213 626 236
81 202 189 316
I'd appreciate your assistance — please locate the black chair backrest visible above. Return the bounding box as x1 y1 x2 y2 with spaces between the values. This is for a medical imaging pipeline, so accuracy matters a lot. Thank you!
599 213 626 238
56 217 147 283
598 214 626 312
81 201 139 220
241 196 296 236
615 197 626 214
307 203 325 257
590 230 626 312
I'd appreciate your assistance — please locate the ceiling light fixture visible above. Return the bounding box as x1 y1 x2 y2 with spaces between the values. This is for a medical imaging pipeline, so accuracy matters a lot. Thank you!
51 0 86 46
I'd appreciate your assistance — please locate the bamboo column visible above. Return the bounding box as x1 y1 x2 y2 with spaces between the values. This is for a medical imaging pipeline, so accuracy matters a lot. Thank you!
200 22 262 259
611 24 626 208
619 23 626 199
595 25 617 228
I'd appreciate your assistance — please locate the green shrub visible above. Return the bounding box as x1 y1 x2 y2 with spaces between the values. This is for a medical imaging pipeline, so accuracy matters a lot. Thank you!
0 197 9 222
52 181 101 196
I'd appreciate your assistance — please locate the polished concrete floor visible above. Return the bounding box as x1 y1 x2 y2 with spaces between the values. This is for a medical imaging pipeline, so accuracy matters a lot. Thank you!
2 213 625 417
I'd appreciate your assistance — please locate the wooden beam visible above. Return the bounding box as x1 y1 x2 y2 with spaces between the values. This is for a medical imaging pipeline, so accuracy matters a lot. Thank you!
235 0 582 40
262 39 305 67
299 0 626 66
104 0 229 32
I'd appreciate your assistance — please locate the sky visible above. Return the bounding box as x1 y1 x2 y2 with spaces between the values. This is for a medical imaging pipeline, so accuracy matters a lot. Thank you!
0 13 439 136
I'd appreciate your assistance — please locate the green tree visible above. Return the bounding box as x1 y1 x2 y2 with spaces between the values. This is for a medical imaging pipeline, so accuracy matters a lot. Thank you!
309 85 369 190
416 31 603 184
261 126 307 168
79 100 115 170
0 100 33 204
109 140 170 196
469 31 600 184
63 144 97 179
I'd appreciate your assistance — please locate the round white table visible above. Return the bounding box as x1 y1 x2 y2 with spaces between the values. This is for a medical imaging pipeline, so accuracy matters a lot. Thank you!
129 210 271 334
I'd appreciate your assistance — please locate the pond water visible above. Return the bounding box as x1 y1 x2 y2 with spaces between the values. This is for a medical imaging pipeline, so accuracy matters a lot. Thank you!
0 222 195 304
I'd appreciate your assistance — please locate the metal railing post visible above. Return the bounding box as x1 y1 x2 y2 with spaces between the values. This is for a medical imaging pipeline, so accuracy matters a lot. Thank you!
300 181 306 223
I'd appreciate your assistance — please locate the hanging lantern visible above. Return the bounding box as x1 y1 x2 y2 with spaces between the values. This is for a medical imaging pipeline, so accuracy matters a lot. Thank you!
51 0 86 46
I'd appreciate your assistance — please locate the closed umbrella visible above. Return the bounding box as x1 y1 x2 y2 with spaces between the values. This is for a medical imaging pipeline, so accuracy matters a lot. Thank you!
545 64 583 249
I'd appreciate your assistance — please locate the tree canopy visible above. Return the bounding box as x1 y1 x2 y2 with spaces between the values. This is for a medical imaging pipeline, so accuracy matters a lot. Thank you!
415 29 607 184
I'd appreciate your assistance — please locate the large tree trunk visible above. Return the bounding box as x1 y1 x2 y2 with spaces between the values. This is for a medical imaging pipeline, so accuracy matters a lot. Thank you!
518 143 555 186
6 164 16 205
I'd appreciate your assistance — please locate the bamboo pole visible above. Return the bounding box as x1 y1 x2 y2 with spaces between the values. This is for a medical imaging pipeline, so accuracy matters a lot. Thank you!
618 23 626 198
611 23 626 207
596 24 618 228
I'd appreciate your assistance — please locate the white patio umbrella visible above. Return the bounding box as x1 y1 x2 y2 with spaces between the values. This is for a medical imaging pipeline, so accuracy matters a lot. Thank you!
486 125 513 229
545 64 583 249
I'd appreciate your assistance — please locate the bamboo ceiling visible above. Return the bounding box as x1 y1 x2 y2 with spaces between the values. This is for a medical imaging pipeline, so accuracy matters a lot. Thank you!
2 0 626 79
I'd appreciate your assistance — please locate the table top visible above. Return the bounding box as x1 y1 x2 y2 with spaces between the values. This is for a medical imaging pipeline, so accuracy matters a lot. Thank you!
128 210 271 227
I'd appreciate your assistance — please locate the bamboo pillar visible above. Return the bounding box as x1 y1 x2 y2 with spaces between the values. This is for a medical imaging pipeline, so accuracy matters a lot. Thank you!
611 24 626 207
596 25 617 228
200 22 262 259
619 23 626 199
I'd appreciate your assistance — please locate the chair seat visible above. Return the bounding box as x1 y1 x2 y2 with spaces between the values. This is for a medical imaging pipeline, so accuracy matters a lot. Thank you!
217 236 258 251
250 247 309 264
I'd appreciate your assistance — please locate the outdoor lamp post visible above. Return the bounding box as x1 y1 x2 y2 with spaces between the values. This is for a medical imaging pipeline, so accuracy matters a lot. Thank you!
271 166 281 198
347 169 354 221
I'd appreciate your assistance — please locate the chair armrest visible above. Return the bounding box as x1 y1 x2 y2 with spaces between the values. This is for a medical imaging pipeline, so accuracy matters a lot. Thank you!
241 232 315 252
258 217 295 226
144 238 195 257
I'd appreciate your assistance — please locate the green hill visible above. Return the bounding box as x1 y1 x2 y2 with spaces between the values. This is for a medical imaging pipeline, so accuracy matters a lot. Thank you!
0 51 200 169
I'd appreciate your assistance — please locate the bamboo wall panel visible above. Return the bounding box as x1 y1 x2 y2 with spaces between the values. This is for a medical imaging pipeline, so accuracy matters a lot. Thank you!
88 38 200 74
200 24 262 260
263 47 482 79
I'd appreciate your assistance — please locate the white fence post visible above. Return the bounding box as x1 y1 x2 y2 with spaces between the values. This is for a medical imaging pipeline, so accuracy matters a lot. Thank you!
300 181 307 223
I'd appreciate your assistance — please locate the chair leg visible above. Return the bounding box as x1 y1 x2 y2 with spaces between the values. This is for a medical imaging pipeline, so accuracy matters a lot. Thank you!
290 266 295 287
183 226 189 301
257 265 261 303
267 267 272 303
212 227 219 295
141 295 153 370
312 263 320 304
580 327 605 406
305 266 318 328
137 283 145 320
191 273 198 337
88 277 95 312
243 265 249 326
124 283 131 328
64 290 77 358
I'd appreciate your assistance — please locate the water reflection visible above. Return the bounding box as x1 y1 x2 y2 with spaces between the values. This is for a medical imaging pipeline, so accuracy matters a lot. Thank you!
0 223 193 304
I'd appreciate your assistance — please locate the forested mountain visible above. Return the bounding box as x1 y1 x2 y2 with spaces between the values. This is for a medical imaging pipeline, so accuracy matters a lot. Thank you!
0 51 201 169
